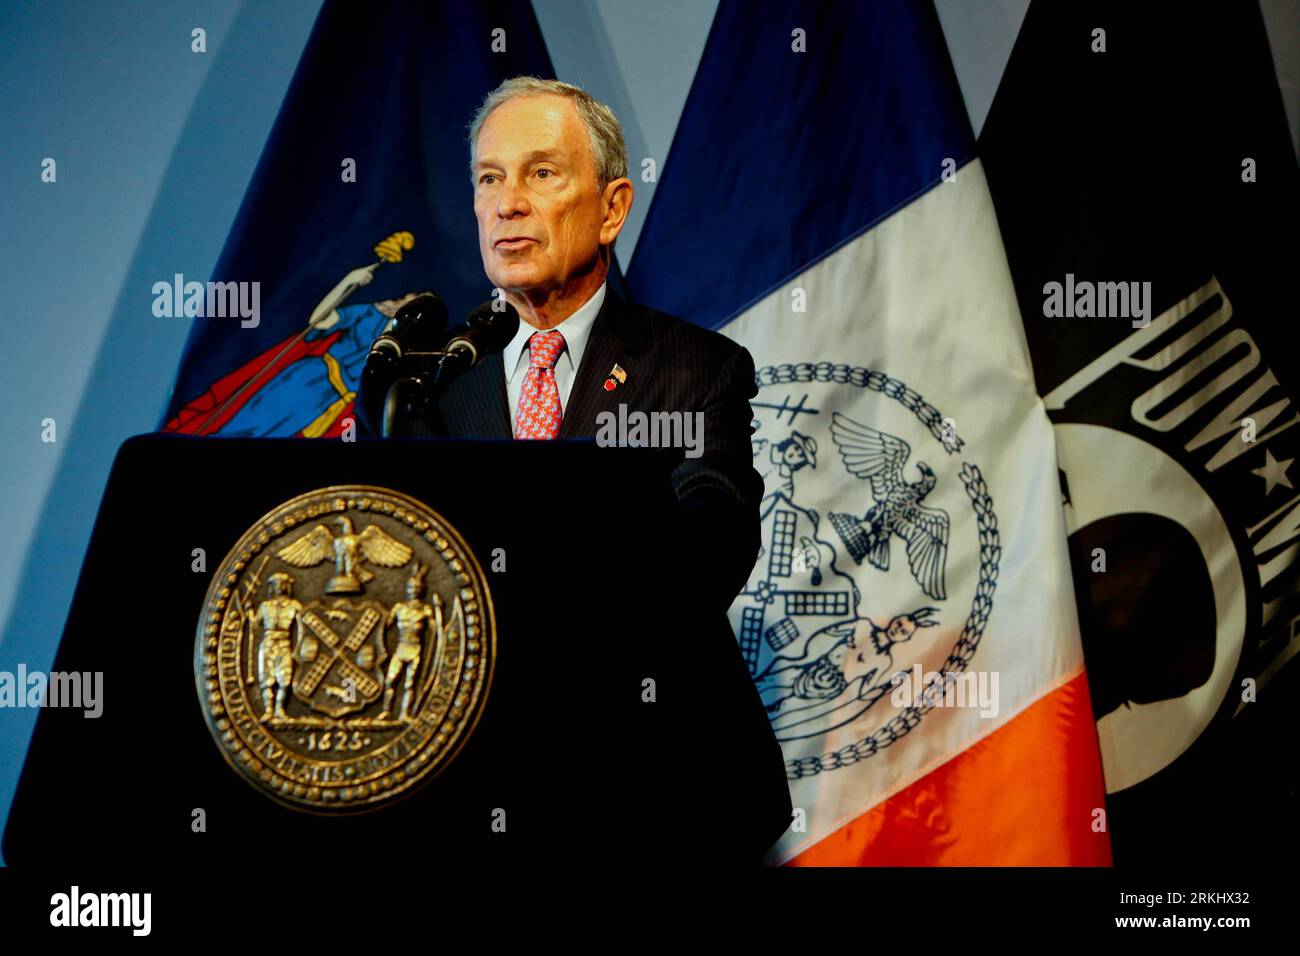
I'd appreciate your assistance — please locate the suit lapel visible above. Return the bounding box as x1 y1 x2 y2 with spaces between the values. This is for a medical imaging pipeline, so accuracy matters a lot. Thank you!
440 351 513 439
558 290 650 438
439 290 650 440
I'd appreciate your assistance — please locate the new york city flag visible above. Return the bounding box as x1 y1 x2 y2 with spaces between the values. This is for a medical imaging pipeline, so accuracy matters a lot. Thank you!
628 0 1112 865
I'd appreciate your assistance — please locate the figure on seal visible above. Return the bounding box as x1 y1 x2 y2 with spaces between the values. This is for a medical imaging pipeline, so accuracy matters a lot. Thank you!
255 572 304 721
380 564 442 720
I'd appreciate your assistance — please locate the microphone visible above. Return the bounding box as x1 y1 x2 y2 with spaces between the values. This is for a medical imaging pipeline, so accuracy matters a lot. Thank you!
365 293 449 374
373 297 519 436
435 300 521 382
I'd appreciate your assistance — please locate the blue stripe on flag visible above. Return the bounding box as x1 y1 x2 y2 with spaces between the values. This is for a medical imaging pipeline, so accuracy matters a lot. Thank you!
626 0 974 328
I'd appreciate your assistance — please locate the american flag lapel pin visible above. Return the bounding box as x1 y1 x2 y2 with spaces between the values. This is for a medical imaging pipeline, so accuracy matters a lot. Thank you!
603 363 627 392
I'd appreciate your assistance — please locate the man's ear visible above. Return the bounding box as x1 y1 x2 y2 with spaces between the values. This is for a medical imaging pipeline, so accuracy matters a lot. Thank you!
599 177 634 246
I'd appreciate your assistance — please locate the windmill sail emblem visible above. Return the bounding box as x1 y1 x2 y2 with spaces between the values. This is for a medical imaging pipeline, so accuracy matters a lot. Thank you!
826 412 950 601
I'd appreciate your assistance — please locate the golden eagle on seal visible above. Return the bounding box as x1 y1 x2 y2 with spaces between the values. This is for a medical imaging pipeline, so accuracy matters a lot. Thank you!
276 516 412 594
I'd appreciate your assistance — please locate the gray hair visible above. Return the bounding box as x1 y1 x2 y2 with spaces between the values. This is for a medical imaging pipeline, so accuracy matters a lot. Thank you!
468 76 628 191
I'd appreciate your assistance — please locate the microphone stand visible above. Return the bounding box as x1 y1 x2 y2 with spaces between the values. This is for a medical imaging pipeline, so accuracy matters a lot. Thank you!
379 350 445 438
377 348 483 437
376 304 512 437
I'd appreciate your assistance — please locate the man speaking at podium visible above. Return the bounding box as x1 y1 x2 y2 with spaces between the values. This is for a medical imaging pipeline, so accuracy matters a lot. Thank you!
356 77 792 862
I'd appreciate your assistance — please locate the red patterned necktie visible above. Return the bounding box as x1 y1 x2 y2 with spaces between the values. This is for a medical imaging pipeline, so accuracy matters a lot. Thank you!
514 329 566 439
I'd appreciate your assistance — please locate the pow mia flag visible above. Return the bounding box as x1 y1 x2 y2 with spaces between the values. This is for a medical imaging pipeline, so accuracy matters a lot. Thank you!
979 0 1300 865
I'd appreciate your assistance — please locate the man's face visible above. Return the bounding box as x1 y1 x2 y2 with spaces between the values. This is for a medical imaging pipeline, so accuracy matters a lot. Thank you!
472 95 611 298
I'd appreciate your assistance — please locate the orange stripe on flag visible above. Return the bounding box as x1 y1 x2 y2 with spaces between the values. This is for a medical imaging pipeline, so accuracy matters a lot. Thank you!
787 670 1113 866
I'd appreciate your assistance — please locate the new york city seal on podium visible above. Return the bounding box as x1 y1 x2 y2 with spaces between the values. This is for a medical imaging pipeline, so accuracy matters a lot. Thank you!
194 485 495 812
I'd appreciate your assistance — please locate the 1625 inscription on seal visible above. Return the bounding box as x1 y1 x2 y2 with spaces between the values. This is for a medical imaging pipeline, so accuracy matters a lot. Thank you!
194 485 495 812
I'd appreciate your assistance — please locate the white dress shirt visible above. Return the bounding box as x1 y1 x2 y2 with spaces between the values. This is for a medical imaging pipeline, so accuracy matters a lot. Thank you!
503 281 606 435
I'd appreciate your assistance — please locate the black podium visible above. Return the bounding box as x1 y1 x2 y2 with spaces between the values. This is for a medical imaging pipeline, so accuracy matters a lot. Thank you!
4 434 788 864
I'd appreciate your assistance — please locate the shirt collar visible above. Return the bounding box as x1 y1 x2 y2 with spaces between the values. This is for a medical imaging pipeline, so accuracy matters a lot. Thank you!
504 280 607 383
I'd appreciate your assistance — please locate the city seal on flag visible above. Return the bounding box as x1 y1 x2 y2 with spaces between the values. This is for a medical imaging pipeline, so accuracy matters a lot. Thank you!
731 363 1002 778
194 485 495 812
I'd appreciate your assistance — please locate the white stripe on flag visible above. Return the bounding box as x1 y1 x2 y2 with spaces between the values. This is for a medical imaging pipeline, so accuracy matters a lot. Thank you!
719 161 1085 862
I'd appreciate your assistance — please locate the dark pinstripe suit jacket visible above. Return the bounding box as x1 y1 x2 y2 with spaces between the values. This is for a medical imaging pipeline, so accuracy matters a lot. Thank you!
356 288 793 858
